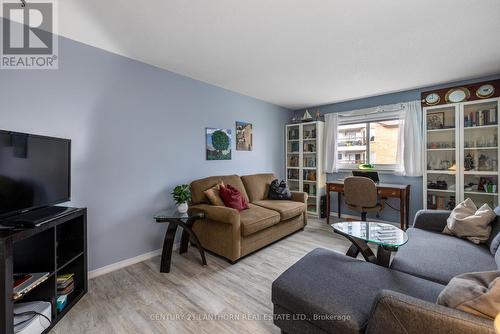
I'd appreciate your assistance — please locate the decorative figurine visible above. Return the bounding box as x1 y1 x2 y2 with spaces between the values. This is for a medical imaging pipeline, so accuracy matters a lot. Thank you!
464 153 475 171
478 154 488 170
302 110 313 122
315 110 321 121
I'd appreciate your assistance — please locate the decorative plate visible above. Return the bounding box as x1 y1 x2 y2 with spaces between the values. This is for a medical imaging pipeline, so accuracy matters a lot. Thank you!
476 84 495 99
445 87 470 103
424 93 440 105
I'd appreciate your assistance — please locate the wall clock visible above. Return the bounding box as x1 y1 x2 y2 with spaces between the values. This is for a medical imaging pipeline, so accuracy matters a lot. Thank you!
424 93 440 105
476 84 495 99
445 87 470 103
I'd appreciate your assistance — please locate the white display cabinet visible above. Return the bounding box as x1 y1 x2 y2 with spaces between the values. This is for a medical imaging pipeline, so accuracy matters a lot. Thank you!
424 98 500 210
285 121 325 215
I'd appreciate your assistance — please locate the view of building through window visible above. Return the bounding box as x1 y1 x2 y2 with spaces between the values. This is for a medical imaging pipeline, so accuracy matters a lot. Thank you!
337 120 400 167
337 123 367 164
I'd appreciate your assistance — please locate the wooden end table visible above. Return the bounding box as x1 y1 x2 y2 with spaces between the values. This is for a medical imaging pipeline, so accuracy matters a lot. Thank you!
154 209 207 273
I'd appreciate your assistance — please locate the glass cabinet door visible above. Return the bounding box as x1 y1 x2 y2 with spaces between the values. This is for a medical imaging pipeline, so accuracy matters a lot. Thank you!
286 125 300 191
425 106 458 210
302 123 318 213
462 100 499 208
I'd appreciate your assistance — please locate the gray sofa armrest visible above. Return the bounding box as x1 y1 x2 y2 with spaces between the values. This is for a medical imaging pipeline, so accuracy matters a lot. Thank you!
413 209 450 232
366 290 495 334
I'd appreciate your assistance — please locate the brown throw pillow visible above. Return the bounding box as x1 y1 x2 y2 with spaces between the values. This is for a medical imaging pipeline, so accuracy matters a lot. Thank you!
204 182 225 206
443 198 495 244
437 271 500 320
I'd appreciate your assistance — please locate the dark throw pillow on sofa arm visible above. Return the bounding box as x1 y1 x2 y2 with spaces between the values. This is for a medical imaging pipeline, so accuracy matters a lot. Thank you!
267 179 292 200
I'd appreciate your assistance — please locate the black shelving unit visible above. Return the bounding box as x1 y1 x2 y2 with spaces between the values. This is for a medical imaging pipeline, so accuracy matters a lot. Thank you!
0 207 87 334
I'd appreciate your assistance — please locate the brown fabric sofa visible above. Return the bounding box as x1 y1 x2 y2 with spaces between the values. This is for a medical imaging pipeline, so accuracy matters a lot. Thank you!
188 173 308 263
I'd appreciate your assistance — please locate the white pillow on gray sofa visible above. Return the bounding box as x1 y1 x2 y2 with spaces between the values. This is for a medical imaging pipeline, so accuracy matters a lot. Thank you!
437 270 500 320
443 198 496 244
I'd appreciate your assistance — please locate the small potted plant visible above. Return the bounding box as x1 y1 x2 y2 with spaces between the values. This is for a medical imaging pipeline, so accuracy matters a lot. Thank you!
171 184 191 213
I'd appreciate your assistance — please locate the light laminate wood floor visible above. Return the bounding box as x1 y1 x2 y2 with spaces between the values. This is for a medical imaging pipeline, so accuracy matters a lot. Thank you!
50 217 354 334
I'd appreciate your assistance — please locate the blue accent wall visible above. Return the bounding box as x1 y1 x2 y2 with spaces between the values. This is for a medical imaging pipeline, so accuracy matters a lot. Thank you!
293 74 500 224
0 25 290 271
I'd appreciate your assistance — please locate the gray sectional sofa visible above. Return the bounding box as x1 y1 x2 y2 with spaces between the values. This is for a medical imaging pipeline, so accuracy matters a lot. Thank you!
272 209 500 334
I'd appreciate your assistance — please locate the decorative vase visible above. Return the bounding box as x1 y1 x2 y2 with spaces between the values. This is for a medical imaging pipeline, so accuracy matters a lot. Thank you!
177 202 188 214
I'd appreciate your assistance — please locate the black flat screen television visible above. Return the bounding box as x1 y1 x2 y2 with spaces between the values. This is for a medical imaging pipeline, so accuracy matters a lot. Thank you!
0 130 71 219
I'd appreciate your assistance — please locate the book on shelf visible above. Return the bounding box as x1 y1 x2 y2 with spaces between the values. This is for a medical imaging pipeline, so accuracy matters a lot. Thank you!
56 273 74 284
464 108 497 127
13 272 50 300
56 273 75 313
57 277 73 289
57 282 75 295
57 273 75 297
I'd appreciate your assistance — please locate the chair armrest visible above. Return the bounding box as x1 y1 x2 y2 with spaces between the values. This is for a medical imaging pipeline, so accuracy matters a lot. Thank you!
412 209 450 232
291 191 308 204
188 204 240 225
366 290 495 334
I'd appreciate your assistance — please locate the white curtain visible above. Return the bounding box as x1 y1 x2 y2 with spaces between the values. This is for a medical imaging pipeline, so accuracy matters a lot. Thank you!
324 113 338 173
396 101 423 176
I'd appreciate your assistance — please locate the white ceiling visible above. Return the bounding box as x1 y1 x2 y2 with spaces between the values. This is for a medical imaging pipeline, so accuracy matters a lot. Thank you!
19 1 500 108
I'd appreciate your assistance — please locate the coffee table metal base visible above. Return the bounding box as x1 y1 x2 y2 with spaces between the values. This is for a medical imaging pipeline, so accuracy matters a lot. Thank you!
343 235 396 267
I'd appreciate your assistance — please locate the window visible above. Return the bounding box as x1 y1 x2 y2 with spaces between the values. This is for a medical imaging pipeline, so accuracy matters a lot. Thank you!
337 119 400 169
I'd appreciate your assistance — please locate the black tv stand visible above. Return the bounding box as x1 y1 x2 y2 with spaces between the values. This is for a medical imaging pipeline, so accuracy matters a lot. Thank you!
1 206 78 228
0 208 87 334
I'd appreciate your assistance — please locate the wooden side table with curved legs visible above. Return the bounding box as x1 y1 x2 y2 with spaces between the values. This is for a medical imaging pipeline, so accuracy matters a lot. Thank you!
154 209 207 273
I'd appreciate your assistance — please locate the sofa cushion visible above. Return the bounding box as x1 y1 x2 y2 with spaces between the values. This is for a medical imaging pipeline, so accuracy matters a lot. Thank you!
443 198 495 244
272 248 444 334
241 173 275 202
437 270 500 320
488 220 500 255
240 204 280 236
219 184 249 211
486 207 500 255
190 175 249 205
391 228 497 285
253 200 305 221
203 182 225 206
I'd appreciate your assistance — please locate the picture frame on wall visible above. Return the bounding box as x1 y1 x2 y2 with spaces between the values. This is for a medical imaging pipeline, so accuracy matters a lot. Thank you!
235 121 253 151
206 128 232 160
426 112 445 130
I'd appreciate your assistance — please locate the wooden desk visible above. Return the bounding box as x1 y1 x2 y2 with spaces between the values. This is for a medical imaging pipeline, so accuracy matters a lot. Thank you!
326 181 411 230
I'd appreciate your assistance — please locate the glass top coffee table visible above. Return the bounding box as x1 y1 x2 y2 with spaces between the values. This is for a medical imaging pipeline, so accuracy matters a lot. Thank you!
331 222 408 267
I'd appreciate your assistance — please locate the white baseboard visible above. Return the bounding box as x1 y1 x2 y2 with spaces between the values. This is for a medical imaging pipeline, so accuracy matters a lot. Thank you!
88 244 179 279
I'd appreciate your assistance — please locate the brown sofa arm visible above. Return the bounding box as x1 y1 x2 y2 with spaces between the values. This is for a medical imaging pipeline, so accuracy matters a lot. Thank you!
291 191 308 204
291 191 308 225
189 204 240 225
